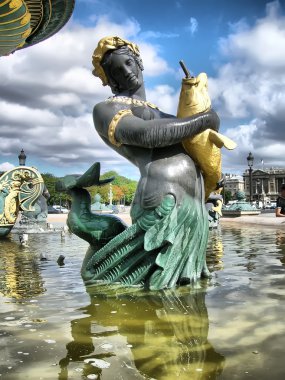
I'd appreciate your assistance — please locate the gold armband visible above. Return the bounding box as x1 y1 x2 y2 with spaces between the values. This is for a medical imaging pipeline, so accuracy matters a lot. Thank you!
108 109 133 147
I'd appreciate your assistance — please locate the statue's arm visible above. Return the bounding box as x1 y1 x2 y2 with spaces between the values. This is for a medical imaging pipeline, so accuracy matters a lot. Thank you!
94 103 220 148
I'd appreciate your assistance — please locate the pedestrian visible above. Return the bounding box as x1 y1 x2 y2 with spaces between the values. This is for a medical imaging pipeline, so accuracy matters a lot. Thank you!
275 184 285 217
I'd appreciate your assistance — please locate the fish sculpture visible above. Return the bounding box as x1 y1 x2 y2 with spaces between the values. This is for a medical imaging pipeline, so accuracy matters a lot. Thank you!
177 62 236 200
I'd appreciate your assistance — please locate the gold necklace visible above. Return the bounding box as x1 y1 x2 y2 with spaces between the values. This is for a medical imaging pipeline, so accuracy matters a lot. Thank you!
107 96 159 109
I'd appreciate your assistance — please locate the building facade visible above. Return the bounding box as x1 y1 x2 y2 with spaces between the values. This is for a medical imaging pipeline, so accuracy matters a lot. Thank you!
224 174 244 197
243 168 285 206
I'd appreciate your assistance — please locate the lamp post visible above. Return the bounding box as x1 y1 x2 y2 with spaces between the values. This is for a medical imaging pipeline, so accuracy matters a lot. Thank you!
18 149 26 166
247 152 254 203
109 183 113 206
256 179 260 208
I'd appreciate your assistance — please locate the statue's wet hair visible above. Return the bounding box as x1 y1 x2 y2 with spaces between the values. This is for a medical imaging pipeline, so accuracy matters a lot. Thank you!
101 45 144 94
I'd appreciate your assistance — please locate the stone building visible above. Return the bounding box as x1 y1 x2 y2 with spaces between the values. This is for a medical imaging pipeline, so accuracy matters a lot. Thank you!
224 174 244 197
243 168 285 206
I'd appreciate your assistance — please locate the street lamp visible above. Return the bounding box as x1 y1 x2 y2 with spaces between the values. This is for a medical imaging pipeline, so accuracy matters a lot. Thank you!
109 183 113 205
18 149 26 166
247 152 254 203
256 179 260 208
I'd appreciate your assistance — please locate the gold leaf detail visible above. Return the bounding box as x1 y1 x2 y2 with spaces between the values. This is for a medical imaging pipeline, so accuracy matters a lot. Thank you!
22 27 31 38
9 0 23 9
20 12 31 25
108 109 133 147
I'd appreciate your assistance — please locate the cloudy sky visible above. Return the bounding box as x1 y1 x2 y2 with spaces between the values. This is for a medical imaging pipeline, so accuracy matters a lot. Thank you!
0 0 284 179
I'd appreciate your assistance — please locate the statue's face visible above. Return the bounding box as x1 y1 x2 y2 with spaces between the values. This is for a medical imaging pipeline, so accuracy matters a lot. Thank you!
109 52 143 92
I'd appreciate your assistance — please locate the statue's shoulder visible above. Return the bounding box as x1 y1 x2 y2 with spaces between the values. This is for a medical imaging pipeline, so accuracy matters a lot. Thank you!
94 98 128 115
93 99 112 115
93 98 130 136
94 97 133 124
93 100 114 125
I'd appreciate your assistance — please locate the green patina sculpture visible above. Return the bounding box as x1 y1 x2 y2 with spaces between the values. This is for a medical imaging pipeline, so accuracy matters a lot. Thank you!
91 193 113 212
91 193 104 211
0 0 75 57
21 184 50 223
0 166 44 237
57 36 221 290
222 190 261 217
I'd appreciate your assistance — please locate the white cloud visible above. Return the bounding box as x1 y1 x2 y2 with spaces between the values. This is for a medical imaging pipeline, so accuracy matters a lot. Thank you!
208 1 285 173
187 17 198 35
211 1 285 118
1 3 284 178
0 101 58 127
0 15 171 178
0 162 15 172
225 120 260 150
219 6 285 68
147 85 179 115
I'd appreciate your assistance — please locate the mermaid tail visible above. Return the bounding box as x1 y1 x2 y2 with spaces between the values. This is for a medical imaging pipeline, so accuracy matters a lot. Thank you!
82 193 209 290
57 162 210 290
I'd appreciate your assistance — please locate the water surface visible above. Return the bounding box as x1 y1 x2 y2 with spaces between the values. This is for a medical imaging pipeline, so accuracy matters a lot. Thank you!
0 224 285 379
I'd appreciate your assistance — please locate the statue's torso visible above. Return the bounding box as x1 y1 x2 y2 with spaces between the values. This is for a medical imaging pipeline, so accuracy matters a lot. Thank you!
95 100 202 210
129 145 201 210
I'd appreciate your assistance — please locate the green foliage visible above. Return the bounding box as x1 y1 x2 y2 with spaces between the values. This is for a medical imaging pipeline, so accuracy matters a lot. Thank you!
41 173 71 206
41 171 137 206
89 171 137 205
224 190 232 204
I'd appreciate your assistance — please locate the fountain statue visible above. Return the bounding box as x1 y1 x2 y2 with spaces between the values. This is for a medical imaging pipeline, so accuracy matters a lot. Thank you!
222 190 261 217
0 166 44 237
0 0 75 57
21 184 50 224
91 193 114 212
91 193 105 212
56 36 235 290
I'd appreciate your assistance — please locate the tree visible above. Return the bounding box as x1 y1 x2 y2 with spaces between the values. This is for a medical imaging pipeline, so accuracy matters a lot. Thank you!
96 171 138 205
112 185 124 203
41 170 138 207
41 173 71 207
224 190 232 204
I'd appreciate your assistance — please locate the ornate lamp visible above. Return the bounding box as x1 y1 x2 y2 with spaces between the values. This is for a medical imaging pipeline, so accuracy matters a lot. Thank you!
18 149 27 166
247 152 254 203
247 152 254 168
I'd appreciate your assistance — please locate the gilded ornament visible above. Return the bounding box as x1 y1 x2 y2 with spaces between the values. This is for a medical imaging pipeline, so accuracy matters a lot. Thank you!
0 167 44 231
108 109 133 147
22 27 31 38
177 71 237 199
9 0 22 9
0 1 11 7
107 96 158 110
20 12 31 25
92 36 141 86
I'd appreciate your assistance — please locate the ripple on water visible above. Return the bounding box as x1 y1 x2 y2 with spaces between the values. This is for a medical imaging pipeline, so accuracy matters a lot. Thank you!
0 224 285 379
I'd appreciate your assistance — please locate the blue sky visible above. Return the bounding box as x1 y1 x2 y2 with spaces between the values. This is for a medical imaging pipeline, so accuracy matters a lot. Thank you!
0 0 285 179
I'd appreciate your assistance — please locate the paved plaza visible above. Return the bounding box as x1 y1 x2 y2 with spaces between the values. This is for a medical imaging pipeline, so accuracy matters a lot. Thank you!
47 210 284 228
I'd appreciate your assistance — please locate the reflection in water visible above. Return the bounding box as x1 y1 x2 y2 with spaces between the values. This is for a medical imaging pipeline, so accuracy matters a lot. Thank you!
207 228 224 272
1 225 285 379
275 229 285 266
0 236 45 299
59 286 224 380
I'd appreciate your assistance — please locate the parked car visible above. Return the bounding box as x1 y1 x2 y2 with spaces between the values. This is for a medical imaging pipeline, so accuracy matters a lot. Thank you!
265 203 276 209
52 205 69 214
111 205 119 214
47 206 60 214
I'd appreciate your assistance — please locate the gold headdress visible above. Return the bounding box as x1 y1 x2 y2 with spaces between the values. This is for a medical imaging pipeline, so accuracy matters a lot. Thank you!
92 36 140 86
